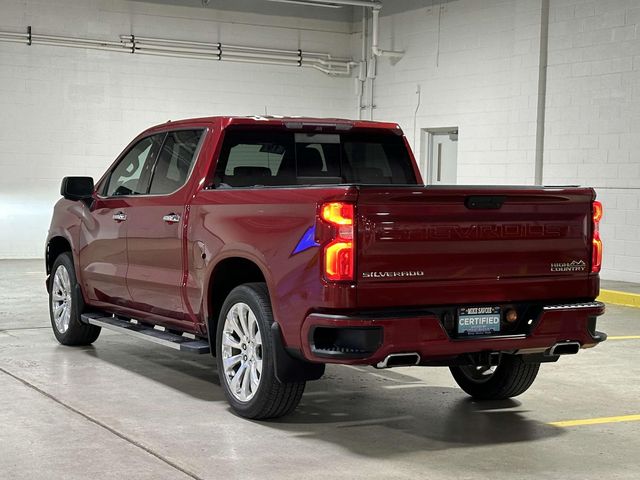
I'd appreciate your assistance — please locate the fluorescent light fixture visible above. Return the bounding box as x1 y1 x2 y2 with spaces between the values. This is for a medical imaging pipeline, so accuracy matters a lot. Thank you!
264 0 381 8
264 0 343 7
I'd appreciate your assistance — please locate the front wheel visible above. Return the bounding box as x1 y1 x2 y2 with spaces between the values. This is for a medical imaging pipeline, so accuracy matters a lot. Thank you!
449 355 540 400
216 283 305 419
49 252 101 346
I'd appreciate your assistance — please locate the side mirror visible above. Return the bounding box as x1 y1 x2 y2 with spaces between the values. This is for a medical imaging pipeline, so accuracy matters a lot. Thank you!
61 176 94 201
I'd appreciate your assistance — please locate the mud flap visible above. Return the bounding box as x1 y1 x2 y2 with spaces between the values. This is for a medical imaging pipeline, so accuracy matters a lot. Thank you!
270 322 325 383
74 284 87 322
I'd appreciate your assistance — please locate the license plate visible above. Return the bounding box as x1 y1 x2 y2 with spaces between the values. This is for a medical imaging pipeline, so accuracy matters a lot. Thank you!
457 306 501 336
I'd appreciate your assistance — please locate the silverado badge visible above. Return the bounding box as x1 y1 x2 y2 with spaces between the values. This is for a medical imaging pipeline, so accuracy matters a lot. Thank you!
362 271 425 279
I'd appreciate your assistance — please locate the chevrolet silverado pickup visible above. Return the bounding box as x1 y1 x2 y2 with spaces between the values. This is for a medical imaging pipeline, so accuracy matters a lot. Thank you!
46 116 606 419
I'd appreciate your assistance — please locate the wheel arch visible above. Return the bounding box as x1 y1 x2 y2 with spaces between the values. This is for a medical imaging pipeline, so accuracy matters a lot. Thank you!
205 256 325 382
46 236 73 276
205 255 270 350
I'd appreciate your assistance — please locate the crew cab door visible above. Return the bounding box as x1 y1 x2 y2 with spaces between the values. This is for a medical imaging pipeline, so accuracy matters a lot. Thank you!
79 134 163 306
124 129 205 327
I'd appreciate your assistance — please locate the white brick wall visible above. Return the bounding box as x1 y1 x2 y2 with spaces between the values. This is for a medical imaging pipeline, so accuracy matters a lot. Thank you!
0 0 353 258
371 0 542 185
369 0 640 282
544 0 640 282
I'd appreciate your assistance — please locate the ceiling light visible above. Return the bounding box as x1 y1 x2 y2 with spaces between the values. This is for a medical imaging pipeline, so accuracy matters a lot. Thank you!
264 0 343 7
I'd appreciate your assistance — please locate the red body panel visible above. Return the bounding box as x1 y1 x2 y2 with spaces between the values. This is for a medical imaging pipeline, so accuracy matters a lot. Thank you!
46 116 604 366
354 186 598 309
187 186 358 345
78 197 130 305
301 303 604 365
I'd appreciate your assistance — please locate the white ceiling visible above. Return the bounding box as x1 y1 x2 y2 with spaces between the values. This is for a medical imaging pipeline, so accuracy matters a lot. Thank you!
138 0 355 22
135 0 452 22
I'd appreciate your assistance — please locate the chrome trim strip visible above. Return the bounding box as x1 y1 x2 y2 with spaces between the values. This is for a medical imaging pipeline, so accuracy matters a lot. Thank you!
549 341 581 355
543 301 604 311
375 352 420 369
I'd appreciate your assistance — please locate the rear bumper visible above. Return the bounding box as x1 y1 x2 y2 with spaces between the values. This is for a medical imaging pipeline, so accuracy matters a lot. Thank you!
300 301 606 365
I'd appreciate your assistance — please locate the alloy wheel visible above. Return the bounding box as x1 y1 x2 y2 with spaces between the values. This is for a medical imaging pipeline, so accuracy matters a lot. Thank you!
459 365 497 383
221 302 263 402
51 265 72 334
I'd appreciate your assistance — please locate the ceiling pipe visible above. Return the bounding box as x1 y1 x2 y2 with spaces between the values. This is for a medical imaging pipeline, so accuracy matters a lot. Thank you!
35 34 122 47
356 6 367 119
122 42 220 55
264 0 402 59
0 36 28 44
131 49 222 61
120 34 353 64
1 28 354 76
124 34 357 74
0 31 27 38
119 35 220 48
371 7 404 58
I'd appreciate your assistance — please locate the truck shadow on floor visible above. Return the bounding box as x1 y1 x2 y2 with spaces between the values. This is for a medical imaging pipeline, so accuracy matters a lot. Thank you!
82 341 223 402
81 344 563 455
259 366 564 455
269 393 563 456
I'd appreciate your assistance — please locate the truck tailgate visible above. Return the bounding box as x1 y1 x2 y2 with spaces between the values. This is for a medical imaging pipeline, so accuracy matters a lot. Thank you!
356 186 596 308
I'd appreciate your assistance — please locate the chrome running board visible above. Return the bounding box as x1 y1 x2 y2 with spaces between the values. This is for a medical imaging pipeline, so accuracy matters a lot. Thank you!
81 313 210 354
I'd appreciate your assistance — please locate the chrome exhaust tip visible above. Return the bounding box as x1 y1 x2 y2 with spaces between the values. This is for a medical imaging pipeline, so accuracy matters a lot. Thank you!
375 352 421 369
549 341 581 356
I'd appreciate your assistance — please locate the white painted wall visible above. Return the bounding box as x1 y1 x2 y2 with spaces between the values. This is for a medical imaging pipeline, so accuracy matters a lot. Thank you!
544 0 640 283
371 0 542 185
0 0 354 258
370 0 640 283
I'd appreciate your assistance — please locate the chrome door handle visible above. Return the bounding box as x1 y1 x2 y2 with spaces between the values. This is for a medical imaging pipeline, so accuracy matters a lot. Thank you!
162 213 181 224
112 211 127 222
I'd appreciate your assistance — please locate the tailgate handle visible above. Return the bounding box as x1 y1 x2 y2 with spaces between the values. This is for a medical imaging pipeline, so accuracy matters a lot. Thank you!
465 196 506 210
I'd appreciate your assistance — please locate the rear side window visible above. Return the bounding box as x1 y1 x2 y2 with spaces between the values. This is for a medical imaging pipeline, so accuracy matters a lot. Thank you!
224 144 285 176
149 130 204 195
213 129 416 188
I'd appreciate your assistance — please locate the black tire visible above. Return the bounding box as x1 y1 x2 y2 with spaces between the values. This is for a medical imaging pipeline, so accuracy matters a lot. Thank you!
449 355 540 400
216 283 305 419
48 252 101 346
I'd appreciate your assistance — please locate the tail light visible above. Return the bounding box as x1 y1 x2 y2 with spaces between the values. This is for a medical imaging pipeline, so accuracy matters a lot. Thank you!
591 201 603 273
320 202 354 281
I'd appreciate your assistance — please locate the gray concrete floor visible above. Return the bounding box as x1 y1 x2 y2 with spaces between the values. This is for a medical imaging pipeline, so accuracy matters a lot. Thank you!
1 259 639 480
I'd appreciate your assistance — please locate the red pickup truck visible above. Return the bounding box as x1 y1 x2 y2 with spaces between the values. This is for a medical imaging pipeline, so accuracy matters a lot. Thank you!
46 116 606 419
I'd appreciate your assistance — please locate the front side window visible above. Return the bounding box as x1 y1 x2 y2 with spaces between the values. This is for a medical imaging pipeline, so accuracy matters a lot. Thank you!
149 130 204 195
104 134 164 196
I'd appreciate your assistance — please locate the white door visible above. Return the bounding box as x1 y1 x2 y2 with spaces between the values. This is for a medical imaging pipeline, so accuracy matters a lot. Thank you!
422 129 458 184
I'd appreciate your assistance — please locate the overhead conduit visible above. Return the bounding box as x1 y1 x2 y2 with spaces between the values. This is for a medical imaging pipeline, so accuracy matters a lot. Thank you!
0 1 402 76
0 27 356 76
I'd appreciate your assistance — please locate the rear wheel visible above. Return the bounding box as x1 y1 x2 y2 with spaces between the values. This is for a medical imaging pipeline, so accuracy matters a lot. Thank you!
449 355 540 400
216 283 305 419
49 253 101 346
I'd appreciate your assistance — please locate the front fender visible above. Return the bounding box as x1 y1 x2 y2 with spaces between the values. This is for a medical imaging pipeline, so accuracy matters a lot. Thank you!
46 198 88 295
